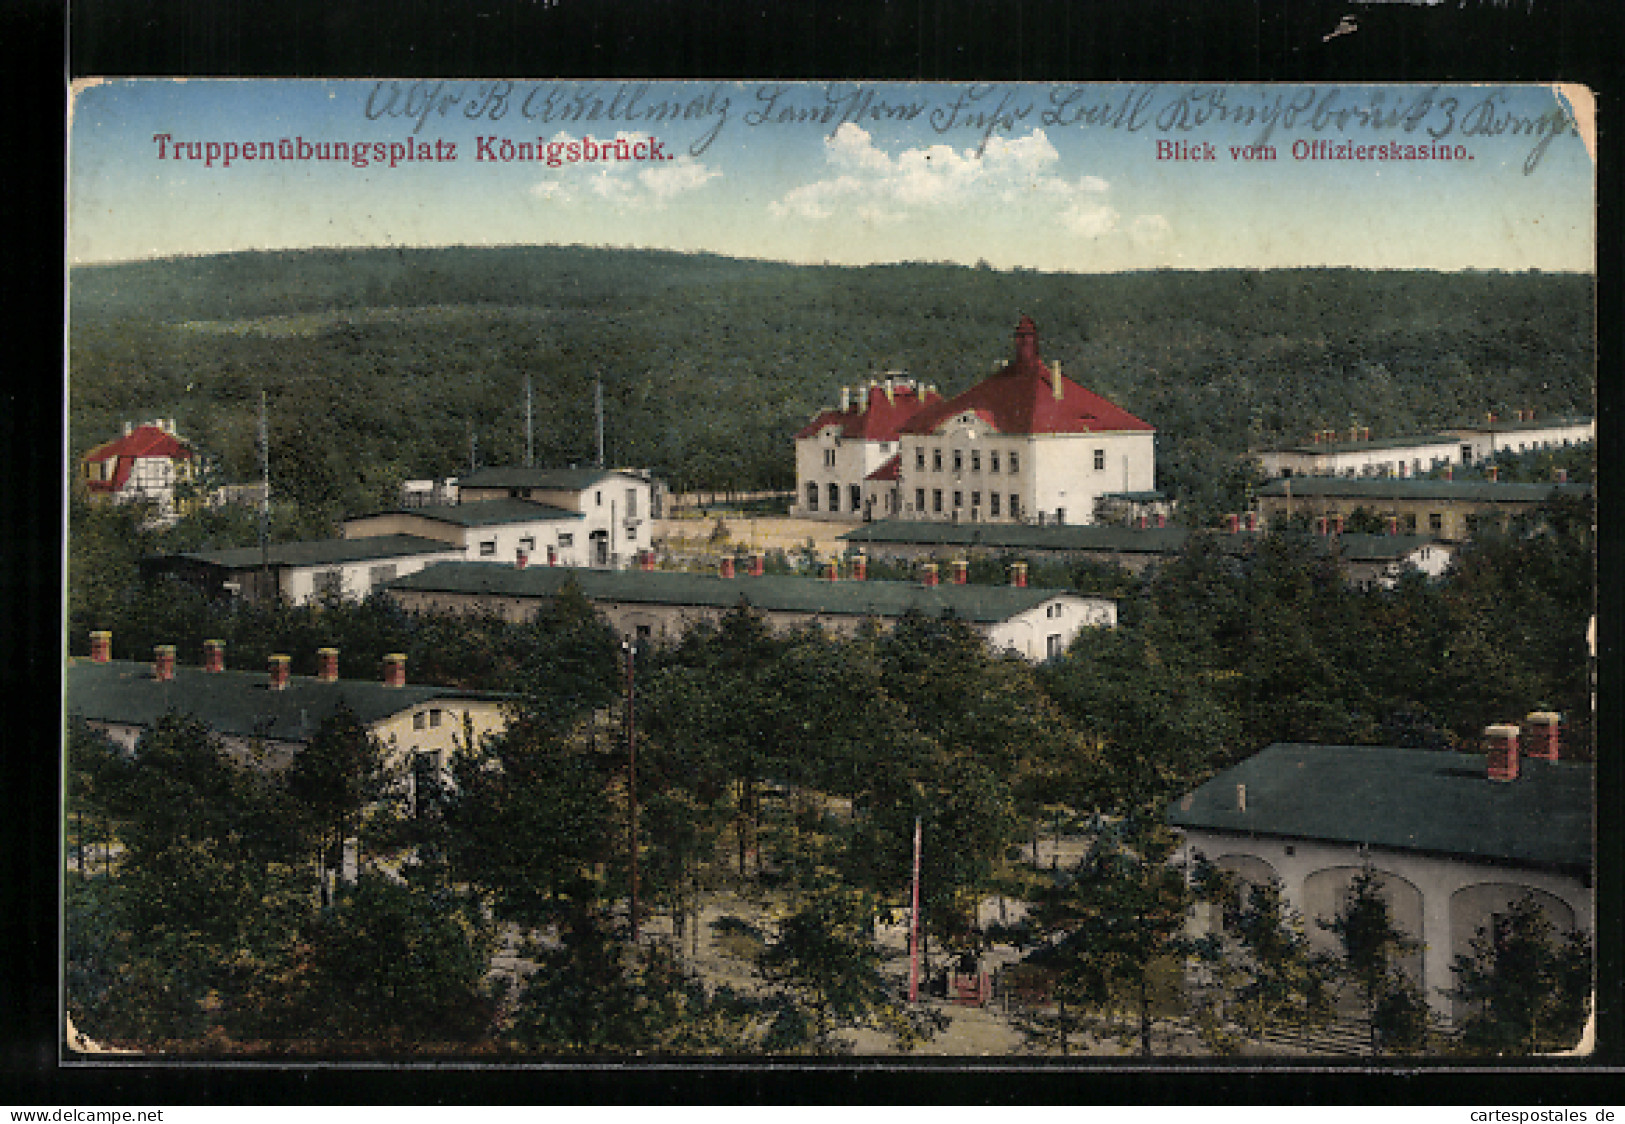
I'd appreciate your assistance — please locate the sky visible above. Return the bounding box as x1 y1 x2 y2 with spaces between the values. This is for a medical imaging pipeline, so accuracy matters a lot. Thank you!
68 79 1595 273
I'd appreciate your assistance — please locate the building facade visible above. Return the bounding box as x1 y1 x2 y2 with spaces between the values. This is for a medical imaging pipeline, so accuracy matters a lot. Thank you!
1256 477 1591 542
1255 414 1593 481
792 378 943 521
453 466 654 567
79 420 197 520
894 316 1155 526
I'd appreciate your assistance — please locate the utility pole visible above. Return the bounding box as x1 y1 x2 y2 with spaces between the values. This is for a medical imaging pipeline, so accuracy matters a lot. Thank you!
624 637 639 944
525 375 534 469
258 390 270 590
595 378 606 469
908 816 923 1002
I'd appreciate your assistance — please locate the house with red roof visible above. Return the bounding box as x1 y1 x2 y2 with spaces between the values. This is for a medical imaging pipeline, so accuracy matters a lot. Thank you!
792 376 942 521
78 419 197 520
893 316 1157 526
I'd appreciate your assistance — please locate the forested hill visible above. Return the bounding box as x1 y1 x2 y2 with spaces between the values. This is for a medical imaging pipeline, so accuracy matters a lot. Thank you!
68 246 1594 521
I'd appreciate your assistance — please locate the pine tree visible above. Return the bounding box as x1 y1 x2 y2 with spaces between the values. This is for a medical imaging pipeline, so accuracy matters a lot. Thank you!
1450 895 1592 1055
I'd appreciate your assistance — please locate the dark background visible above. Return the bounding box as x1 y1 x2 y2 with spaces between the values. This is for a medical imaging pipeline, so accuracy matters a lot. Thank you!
9 0 1623 1105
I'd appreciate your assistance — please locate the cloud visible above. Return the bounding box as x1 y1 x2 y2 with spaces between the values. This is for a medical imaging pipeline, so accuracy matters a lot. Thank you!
769 123 1123 237
528 130 720 209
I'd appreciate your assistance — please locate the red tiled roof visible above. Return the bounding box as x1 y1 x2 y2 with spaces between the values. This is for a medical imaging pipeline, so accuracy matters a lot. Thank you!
81 426 192 494
796 383 942 441
901 316 1154 437
865 453 903 482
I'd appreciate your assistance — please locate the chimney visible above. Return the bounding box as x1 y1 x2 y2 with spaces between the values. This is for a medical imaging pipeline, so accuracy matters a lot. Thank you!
203 639 225 673
317 647 340 683
1331 513 1344 536
1316 515 1329 536
858 384 870 414
641 549 656 572
884 377 895 405
1487 465 1499 483
1156 513 1166 529
1051 360 1064 401
750 552 765 577
852 552 867 581
1226 513 1240 534
922 562 939 587
1137 514 1147 529
1010 561 1028 588
720 555 736 579
1555 468 1568 484
1236 783 1247 813
122 421 132 436
1386 515 1399 536
1014 315 1039 367
1444 464 1454 481
383 652 407 688
1245 511 1258 532
1348 425 1359 444
1485 724 1520 782
952 558 968 585
840 386 851 413
89 630 112 663
1523 711 1561 761
269 653 291 691
1362 426 1371 442
516 549 529 570
824 558 839 582
547 545 557 566
153 644 176 681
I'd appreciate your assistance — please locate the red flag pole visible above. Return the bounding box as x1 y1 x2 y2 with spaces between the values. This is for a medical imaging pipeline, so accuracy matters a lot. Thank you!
908 815 922 1003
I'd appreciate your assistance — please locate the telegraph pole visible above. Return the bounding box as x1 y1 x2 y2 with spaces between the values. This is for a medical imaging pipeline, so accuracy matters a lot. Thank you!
258 390 270 590
595 378 606 469
525 375 534 468
624 637 639 944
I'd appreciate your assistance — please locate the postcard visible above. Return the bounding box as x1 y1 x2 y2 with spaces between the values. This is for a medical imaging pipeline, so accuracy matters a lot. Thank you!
64 79 1597 1065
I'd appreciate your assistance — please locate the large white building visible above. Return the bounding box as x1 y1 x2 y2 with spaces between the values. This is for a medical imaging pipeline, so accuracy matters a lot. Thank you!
893 316 1156 526
792 377 942 521
1256 413 1594 480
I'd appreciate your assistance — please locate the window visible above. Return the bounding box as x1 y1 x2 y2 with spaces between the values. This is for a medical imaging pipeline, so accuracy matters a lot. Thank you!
413 711 427 731
971 491 981 509
849 484 862 512
1055 507 1066 525
1009 451 1020 473
596 491 603 506
316 569 343 596
932 489 943 513
916 447 926 470
479 540 497 557
368 563 397 587
626 489 638 518
1046 634 1064 659
626 525 638 541
827 483 840 512
1010 494 1021 519
519 537 535 553
824 448 837 468
1403 513 1417 532
558 532 574 548
636 624 652 641
990 493 1001 517
1094 448 1105 471
953 449 963 472
990 451 1001 473
807 483 819 512
933 448 943 471
915 488 926 512
1428 512 1443 533
971 450 981 472
953 490 963 509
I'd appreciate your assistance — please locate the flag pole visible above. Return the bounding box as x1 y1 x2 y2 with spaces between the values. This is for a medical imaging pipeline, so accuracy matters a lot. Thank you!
908 815 922 1003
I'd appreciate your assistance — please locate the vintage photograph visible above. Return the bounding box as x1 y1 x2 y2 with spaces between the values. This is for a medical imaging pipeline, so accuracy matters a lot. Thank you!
64 79 1596 1061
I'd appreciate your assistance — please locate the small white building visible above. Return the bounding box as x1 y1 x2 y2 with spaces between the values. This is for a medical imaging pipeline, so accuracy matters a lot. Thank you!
341 499 590 570
895 317 1156 526
454 466 655 568
163 534 467 604
792 378 943 521
78 420 197 520
1256 414 1594 481
1445 413 1595 465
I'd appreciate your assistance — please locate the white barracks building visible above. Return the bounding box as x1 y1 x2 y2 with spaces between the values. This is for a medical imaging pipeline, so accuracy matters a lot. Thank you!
794 317 1156 526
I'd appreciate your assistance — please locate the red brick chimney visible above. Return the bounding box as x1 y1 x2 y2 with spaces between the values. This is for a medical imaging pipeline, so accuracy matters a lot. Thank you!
1156 513 1166 529
1444 464 1454 481
641 549 656 572
852 552 867 581
1013 315 1039 367
1245 511 1258 532
1137 514 1147 529
1555 468 1568 484
383 652 407 689
951 558 968 585
1226 513 1240 534
1010 561 1028 588
1523 711 1561 761
90 630 112 663
153 644 176 681
203 639 225 673
317 647 340 683
824 558 839 582
1485 723 1520 782
547 545 557 566
1386 515 1399 536
922 562 939 587
749 552 765 577
269 654 291 691
1316 515 1329 536
1487 465 1499 483
720 556 736 579
1331 513 1344 536
516 549 529 570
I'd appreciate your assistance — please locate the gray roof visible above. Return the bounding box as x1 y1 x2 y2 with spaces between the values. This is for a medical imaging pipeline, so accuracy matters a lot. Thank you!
458 467 637 491
842 520 1194 554
1257 478 1591 503
385 562 1090 624
1168 743 1591 871
351 499 584 526
67 658 507 743
1446 415 1594 436
175 534 459 570
1330 533 1446 561
1261 433 1463 456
